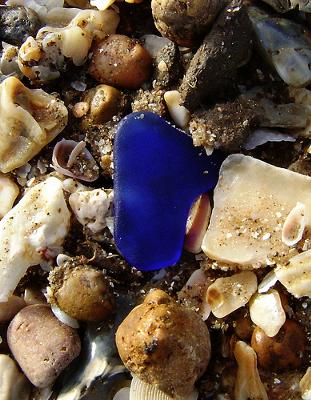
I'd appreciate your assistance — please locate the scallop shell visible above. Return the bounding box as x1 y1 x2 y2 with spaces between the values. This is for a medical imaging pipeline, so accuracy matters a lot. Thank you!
52 139 99 182
130 375 198 400
282 202 306 246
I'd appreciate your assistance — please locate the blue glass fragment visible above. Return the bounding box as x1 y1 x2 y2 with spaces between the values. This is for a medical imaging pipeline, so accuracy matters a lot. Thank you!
113 111 225 271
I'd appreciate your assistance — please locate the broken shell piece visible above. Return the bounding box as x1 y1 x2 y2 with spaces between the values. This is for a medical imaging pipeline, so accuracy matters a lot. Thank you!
0 42 21 78
275 249 311 298
51 304 79 329
243 129 295 150
0 76 68 173
282 202 306 246
90 0 115 10
184 194 211 254
206 271 257 318
0 177 71 302
202 155 311 268
234 341 268 400
300 367 311 400
0 175 19 219
164 90 190 129
52 140 99 182
69 189 113 232
258 270 278 293
249 290 286 337
130 375 198 400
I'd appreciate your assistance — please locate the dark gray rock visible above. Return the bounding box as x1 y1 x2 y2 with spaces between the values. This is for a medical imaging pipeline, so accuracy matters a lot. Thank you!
179 0 253 111
0 6 41 46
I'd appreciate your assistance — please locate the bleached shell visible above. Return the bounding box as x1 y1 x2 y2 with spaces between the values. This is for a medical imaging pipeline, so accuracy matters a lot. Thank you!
206 271 257 318
0 76 68 172
184 194 211 254
258 270 278 293
69 189 113 232
275 249 311 298
300 367 311 400
0 177 71 302
249 290 286 337
51 304 79 329
234 341 268 400
202 154 311 269
282 202 306 246
130 375 198 400
164 90 190 129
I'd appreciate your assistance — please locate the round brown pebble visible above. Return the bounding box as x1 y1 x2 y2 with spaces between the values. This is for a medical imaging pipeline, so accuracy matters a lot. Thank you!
49 265 115 321
151 0 227 47
0 295 26 322
116 289 211 398
251 320 307 371
7 304 81 388
89 34 152 89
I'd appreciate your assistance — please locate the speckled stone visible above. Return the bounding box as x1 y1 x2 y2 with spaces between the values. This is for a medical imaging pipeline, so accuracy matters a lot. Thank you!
114 111 224 271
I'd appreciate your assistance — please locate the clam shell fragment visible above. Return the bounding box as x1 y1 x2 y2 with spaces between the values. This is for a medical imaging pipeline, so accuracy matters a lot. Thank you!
282 202 306 246
0 76 68 173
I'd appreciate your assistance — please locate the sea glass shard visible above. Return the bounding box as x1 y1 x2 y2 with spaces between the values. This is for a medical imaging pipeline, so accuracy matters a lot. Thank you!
114 111 224 271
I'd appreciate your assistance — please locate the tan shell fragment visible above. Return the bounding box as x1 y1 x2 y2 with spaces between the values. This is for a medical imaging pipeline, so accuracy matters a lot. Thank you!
202 155 311 269
0 175 19 219
275 249 311 298
234 341 268 400
300 367 311 400
206 271 257 318
0 77 68 173
249 290 286 337
282 202 306 246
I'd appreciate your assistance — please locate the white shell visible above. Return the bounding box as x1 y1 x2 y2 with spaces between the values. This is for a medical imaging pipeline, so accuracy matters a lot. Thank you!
164 90 190 129
282 202 306 246
51 304 79 329
206 271 257 318
258 270 278 293
130 375 198 400
249 290 286 337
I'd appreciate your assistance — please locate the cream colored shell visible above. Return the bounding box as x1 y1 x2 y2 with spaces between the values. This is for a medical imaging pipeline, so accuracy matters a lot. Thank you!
202 154 311 268
300 367 311 400
0 77 68 173
0 177 71 302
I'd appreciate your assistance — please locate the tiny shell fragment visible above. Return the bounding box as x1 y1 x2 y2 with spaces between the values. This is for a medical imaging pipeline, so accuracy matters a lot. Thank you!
164 90 190 129
202 155 311 268
300 367 311 400
206 271 257 318
234 341 268 400
282 202 306 246
249 290 286 337
184 194 211 254
275 249 311 298
0 76 68 173
0 177 71 302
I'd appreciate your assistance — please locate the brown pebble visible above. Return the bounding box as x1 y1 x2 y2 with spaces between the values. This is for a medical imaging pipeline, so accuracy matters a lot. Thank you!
7 304 81 387
251 320 307 371
116 289 211 398
49 265 115 321
89 34 152 89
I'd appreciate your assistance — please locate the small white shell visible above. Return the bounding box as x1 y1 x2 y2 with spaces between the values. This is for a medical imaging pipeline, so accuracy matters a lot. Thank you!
51 304 79 329
164 90 190 129
258 270 278 293
249 290 286 337
282 202 306 246
130 375 198 400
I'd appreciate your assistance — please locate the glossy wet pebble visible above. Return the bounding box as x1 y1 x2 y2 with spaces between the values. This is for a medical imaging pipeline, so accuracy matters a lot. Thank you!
0 6 41 46
7 304 81 387
113 111 224 270
89 34 152 89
